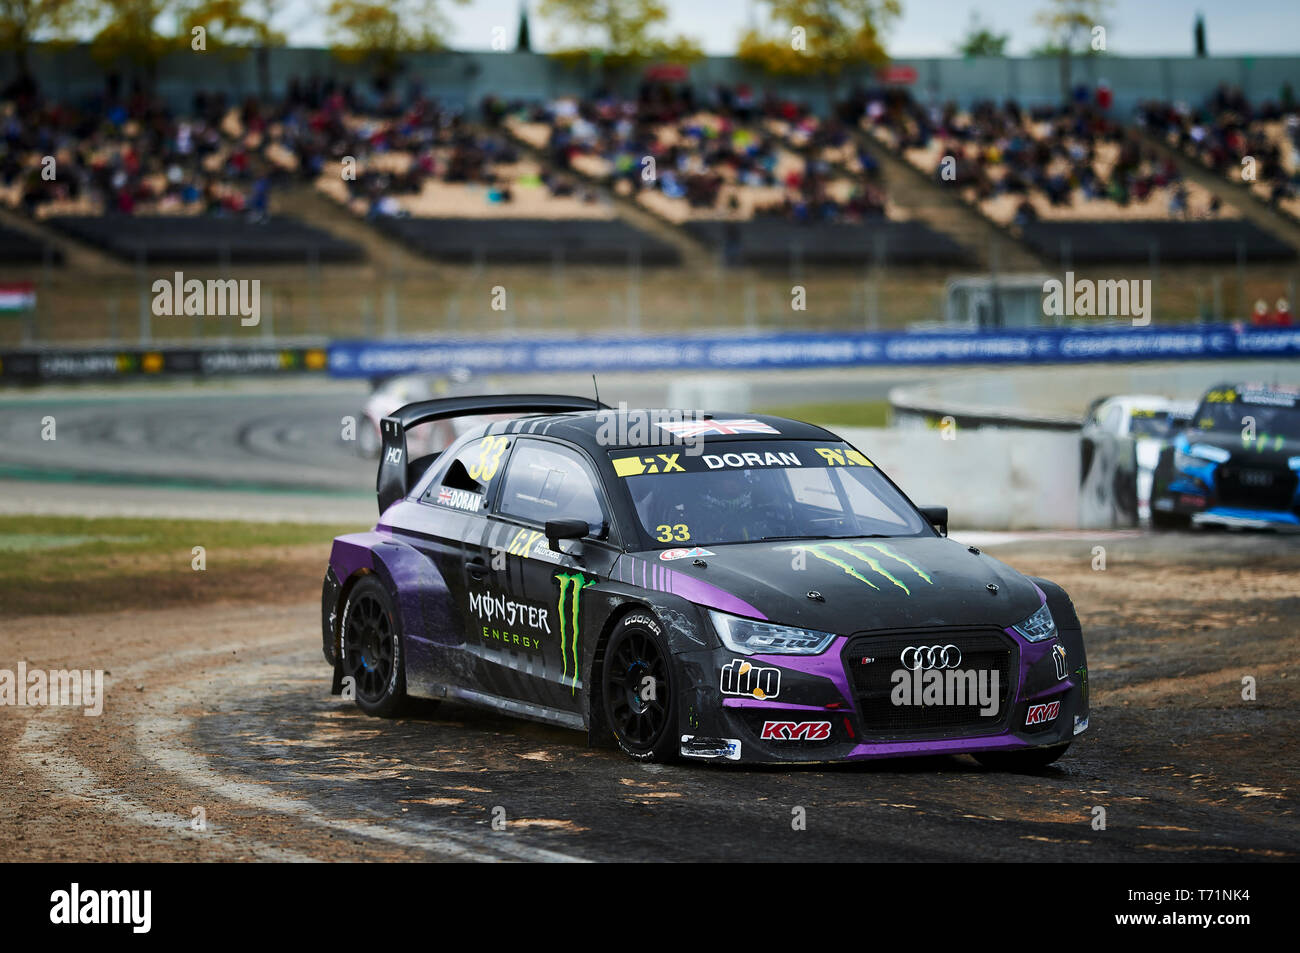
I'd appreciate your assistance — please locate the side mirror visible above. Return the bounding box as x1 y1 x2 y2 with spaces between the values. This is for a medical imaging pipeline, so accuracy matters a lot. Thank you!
546 518 590 553
919 505 948 537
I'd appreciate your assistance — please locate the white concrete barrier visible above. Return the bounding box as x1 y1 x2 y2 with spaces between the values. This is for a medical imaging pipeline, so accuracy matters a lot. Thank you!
837 427 1081 530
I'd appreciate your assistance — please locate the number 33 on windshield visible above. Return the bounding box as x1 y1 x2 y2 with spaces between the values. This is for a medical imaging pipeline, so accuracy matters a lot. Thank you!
655 523 690 542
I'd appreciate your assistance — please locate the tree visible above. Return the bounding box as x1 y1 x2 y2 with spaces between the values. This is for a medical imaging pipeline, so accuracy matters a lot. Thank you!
88 0 181 78
736 0 900 81
1033 0 1110 99
0 0 86 87
956 11 1008 58
327 0 467 82
516 1 530 52
178 0 286 95
539 0 702 77
1034 0 1109 55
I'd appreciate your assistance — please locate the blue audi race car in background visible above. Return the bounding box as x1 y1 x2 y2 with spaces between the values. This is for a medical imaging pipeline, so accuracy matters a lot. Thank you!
1151 382 1300 530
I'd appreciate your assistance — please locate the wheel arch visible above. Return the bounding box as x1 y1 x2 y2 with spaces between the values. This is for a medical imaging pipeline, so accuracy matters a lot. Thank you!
582 589 712 745
584 598 657 746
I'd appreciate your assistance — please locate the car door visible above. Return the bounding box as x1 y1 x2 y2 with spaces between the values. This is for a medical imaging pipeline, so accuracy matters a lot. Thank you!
400 434 508 695
475 438 620 713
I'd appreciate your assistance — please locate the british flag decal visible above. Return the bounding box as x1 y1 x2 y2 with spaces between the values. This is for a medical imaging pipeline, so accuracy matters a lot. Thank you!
655 418 780 439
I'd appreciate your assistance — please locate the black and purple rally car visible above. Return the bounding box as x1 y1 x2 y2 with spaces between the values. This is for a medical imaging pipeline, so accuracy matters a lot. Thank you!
321 395 1089 767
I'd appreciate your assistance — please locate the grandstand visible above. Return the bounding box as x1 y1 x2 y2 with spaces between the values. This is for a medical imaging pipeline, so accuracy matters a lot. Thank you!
845 91 1295 263
2 47 1298 344
503 91 967 264
1137 87 1300 224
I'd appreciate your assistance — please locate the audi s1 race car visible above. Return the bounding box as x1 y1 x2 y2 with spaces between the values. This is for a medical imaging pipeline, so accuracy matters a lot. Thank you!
1150 382 1300 530
321 395 1090 767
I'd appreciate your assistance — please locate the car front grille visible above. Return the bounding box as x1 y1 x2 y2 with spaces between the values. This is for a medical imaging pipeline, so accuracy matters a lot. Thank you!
844 630 1017 740
1216 464 1297 510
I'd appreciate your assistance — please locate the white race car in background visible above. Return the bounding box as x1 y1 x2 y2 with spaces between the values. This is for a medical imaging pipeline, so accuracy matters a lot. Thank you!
1081 395 1197 523
357 371 504 458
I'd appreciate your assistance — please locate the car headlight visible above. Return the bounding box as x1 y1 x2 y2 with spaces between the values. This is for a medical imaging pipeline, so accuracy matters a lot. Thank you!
1176 443 1230 471
1011 603 1058 642
709 610 836 656
1289 456 1300 471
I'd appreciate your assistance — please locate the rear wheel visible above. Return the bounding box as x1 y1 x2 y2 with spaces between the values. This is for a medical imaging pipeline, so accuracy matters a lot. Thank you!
974 743 1070 772
602 614 677 762
340 576 409 717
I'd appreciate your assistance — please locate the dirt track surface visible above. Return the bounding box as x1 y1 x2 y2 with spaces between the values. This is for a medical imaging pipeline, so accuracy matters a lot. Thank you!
2 530 1297 862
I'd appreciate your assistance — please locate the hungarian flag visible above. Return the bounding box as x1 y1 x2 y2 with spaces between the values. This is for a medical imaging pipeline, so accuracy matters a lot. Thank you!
0 282 35 313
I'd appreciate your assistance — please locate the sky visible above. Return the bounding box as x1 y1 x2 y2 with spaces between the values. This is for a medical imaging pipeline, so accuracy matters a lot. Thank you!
279 0 1300 57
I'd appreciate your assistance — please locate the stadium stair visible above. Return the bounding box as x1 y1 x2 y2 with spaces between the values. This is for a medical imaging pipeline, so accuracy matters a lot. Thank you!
501 131 716 272
850 129 1047 272
1137 132 1300 256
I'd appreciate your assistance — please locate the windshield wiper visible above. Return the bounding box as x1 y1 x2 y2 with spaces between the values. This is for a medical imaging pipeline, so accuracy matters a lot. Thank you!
755 533 893 542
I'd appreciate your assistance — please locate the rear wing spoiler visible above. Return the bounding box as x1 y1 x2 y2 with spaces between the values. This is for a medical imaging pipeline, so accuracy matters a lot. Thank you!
377 393 608 514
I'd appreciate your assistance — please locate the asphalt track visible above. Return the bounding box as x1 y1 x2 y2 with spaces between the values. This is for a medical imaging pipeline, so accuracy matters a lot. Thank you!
0 370 926 522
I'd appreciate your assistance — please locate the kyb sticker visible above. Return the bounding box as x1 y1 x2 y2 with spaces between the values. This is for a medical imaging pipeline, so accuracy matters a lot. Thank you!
1025 700 1061 726
720 659 780 700
761 720 831 741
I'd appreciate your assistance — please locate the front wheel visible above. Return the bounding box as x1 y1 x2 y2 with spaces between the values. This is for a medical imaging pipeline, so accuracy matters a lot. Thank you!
602 614 677 762
974 743 1070 772
340 576 409 717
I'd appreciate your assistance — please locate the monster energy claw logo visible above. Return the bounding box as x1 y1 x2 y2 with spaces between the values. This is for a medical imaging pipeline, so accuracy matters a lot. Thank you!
797 542 933 595
555 572 595 694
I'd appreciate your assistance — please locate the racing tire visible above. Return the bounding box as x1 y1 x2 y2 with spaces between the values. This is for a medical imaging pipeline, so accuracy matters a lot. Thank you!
1151 511 1191 530
974 743 1070 772
340 575 410 718
602 613 677 763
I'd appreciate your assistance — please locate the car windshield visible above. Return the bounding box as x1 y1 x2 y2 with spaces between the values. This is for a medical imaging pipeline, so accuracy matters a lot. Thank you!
1129 408 1172 437
1192 388 1300 439
611 441 930 547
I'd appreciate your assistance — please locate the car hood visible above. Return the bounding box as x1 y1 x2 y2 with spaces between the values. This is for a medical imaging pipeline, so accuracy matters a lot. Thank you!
1180 429 1300 467
629 536 1043 634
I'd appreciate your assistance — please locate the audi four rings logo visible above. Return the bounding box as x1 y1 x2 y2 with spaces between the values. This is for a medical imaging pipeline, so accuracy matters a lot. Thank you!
899 644 962 670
